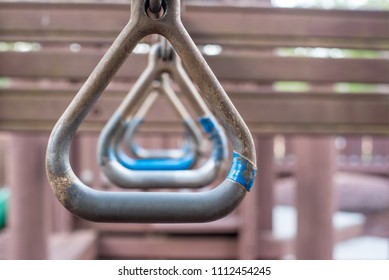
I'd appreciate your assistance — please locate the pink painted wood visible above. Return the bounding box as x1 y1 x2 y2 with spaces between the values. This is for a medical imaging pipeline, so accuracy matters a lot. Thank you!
7 133 49 259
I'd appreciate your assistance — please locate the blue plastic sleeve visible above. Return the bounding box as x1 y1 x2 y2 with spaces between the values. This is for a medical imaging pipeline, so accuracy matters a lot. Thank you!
108 118 196 171
199 116 215 133
199 116 227 161
116 151 195 171
227 152 257 191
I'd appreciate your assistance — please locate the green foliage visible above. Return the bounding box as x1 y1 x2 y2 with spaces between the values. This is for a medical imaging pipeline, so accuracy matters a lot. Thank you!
274 81 310 92
334 83 381 93
0 78 10 88
276 48 383 59
0 42 41 52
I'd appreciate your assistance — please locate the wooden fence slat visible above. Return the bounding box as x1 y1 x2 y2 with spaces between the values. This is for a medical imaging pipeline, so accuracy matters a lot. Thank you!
98 234 289 259
49 230 97 260
77 215 240 234
99 236 238 259
1 3 388 49
1 90 388 134
1 51 388 83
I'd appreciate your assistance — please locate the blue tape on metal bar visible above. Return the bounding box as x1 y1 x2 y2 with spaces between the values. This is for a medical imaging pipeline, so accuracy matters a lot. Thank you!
199 116 215 133
199 116 227 161
227 152 257 191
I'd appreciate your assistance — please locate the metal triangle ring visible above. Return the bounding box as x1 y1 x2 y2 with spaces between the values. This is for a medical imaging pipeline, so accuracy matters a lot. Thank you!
46 0 257 223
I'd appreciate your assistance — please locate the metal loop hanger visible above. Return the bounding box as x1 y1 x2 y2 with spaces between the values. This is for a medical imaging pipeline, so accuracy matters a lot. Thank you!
124 72 203 160
104 72 203 171
46 0 257 223
125 121 194 160
117 79 200 170
103 71 203 170
122 73 203 161
98 43 228 188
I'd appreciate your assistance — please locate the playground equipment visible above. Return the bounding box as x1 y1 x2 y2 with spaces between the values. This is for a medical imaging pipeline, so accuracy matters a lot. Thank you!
97 42 229 188
107 72 203 171
122 75 202 163
46 0 257 223
2 0 386 260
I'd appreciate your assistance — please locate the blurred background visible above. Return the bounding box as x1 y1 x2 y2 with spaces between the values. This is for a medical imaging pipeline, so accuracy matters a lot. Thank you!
0 0 388 260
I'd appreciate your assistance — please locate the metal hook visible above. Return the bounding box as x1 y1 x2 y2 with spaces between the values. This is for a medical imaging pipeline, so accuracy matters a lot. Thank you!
46 0 256 223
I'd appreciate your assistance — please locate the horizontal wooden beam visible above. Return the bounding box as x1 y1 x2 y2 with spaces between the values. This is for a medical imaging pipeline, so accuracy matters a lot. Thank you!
98 234 287 259
0 2 388 49
0 229 98 260
1 87 388 134
1 51 388 83
49 229 98 260
185 4 389 50
77 215 240 234
99 235 238 259
276 163 389 176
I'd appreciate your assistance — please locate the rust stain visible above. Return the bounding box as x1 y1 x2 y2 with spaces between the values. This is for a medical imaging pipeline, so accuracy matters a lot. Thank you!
47 172 72 206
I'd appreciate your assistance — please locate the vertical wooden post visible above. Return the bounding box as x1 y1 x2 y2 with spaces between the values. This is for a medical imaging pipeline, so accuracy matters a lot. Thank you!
256 136 275 233
7 132 48 259
238 135 274 259
295 136 336 260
